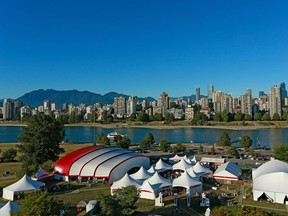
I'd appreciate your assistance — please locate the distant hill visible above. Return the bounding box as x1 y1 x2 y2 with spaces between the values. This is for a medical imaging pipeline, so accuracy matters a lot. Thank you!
16 89 156 107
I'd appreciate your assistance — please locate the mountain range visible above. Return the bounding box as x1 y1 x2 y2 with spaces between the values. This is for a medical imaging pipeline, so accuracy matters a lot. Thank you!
0 89 199 108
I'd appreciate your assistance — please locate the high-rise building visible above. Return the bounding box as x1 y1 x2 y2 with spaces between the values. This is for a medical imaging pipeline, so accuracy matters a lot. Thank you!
207 85 214 100
240 89 253 116
113 96 126 117
158 92 169 117
269 85 281 119
43 100 51 111
196 87 200 102
280 82 287 103
212 91 224 113
127 96 138 116
51 103 57 111
3 98 14 120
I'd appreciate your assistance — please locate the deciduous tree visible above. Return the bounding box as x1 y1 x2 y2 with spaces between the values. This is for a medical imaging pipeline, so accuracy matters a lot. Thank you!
217 132 231 146
159 139 170 152
273 145 288 161
240 136 253 149
96 132 110 145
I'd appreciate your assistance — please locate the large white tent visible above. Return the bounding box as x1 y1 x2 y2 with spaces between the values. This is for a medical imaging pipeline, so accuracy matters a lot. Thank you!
110 173 141 195
147 165 156 175
193 162 213 178
172 171 203 194
253 159 288 204
172 158 193 171
0 201 20 216
154 158 172 172
213 162 241 181
169 154 183 163
139 181 158 200
186 167 201 180
130 166 153 184
2 174 45 201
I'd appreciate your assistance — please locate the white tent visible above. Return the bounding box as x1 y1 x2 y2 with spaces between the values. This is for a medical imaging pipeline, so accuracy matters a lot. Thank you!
0 201 20 216
169 154 183 163
252 159 288 204
2 174 45 201
130 166 153 184
110 173 141 195
139 181 157 200
183 155 193 165
31 169 49 181
172 171 203 194
147 165 156 174
191 156 198 164
193 162 213 178
186 167 201 180
172 158 193 171
145 172 172 189
213 162 241 181
154 158 172 172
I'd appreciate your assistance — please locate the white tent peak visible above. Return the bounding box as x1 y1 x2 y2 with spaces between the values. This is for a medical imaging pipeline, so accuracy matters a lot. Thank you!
154 158 172 172
172 158 193 171
252 159 288 180
147 165 156 174
130 166 153 183
173 171 202 188
146 171 172 188
0 201 20 216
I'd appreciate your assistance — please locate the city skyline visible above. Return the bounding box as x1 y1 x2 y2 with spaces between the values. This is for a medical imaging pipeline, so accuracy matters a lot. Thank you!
1 1 288 99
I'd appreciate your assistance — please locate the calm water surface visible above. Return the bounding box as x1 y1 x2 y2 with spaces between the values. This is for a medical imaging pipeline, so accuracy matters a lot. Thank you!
1 126 288 148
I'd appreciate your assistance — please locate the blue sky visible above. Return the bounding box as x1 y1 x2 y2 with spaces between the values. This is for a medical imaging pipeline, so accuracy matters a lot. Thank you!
1 0 288 99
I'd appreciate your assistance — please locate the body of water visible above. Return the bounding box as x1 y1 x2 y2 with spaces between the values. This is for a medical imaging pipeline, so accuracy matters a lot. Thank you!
1 126 288 148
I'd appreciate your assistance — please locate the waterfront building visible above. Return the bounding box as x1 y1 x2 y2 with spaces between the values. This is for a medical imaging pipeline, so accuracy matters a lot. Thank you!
223 93 233 113
198 97 209 109
158 92 169 117
113 96 126 117
240 89 253 116
14 100 23 116
51 102 57 111
20 106 31 121
127 96 138 116
269 85 282 119
185 104 194 120
212 91 224 113
3 98 14 120
207 85 214 100
169 108 184 119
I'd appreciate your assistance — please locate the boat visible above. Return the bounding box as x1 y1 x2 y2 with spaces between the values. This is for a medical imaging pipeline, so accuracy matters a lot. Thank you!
107 131 126 140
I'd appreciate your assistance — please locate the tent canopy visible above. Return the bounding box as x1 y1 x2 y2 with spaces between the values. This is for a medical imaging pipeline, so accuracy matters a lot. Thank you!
2 174 45 201
31 169 49 180
145 172 172 189
110 173 141 194
172 158 193 171
173 171 202 189
0 201 20 216
130 166 152 183
213 162 240 180
154 158 172 172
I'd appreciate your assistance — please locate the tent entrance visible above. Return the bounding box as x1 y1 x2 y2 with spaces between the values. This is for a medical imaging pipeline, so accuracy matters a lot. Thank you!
284 195 288 204
257 193 273 202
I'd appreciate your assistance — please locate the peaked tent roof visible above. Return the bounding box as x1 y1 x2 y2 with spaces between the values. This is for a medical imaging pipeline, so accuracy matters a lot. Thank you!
252 159 288 180
172 171 202 189
130 166 153 183
169 154 183 163
0 201 20 216
172 158 193 171
147 165 156 174
186 167 201 180
145 172 172 188
111 173 141 191
183 155 193 165
154 158 172 172
4 174 45 193
191 156 198 163
213 162 241 180
193 162 213 177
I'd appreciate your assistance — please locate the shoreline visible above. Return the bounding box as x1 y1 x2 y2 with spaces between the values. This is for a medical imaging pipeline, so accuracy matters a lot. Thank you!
1 121 288 130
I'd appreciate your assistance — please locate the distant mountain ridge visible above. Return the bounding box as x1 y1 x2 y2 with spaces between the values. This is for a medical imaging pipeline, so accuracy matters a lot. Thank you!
0 89 201 108
15 89 156 107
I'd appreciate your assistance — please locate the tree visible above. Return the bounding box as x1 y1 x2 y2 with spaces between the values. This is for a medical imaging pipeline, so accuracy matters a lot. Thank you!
139 132 155 151
191 112 208 125
273 145 288 161
227 146 238 157
165 113 174 123
234 111 243 121
272 113 281 121
244 114 252 121
217 132 231 146
262 112 271 121
222 110 232 122
240 136 253 149
253 112 262 121
282 112 288 121
17 114 65 175
115 136 131 149
98 186 139 216
210 145 216 155
159 139 170 152
1 148 17 162
136 111 150 122
96 133 110 145
213 112 222 122
198 145 204 153
237 206 268 216
129 113 137 121
154 113 164 121
173 143 186 153
14 191 64 216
